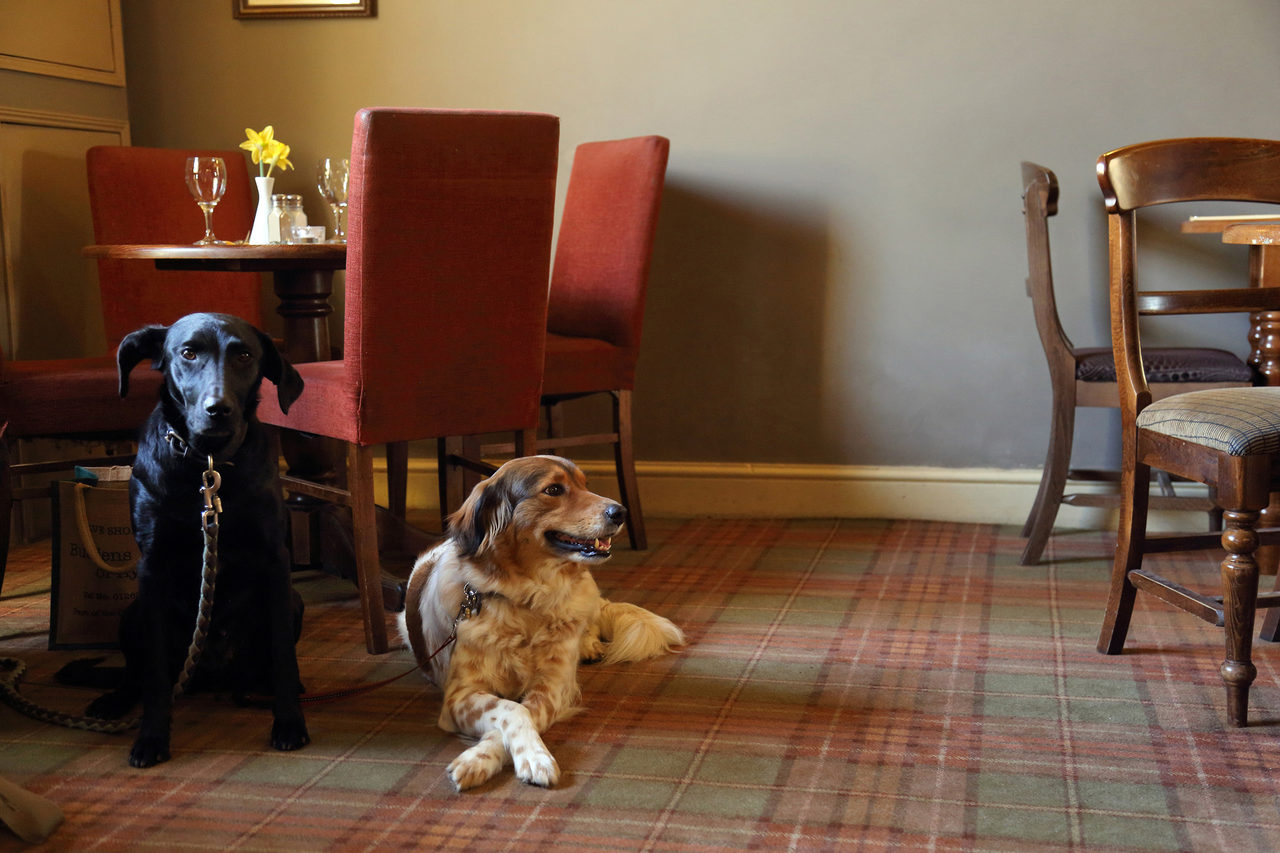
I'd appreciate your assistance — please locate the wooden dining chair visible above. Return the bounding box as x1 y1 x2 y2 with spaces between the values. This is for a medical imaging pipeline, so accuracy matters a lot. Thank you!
257 108 559 654
86 146 262 348
1095 137 1280 727
1018 162 1250 565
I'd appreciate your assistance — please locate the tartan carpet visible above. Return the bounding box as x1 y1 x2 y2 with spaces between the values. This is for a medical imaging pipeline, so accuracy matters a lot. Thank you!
3 517 1280 851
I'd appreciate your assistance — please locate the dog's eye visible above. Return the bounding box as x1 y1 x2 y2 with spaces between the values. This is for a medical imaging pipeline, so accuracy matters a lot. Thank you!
234 350 253 364
180 347 197 361
543 484 565 497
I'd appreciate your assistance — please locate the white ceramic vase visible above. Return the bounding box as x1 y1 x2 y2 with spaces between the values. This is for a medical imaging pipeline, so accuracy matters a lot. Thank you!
247 175 276 244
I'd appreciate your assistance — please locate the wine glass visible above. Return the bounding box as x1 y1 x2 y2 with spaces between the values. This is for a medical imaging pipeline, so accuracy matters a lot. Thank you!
316 157 349 243
184 156 228 245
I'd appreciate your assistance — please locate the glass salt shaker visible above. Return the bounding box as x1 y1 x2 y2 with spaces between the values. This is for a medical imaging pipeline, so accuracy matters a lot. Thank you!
271 194 307 244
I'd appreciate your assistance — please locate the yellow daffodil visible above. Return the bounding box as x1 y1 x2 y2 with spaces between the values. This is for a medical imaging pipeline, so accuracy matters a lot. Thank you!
266 141 293 174
240 126 294 177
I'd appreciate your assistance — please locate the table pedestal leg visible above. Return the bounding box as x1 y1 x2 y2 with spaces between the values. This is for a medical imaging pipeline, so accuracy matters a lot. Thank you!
271 267 342 566
1250 247 1280 640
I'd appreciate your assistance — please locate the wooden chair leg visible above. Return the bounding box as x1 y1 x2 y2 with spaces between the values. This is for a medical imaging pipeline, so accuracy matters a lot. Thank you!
0 432 11 597
461 435 484 496
1020 387 1075 564
436 437 459 527
514 427 537 458
613 390 646 550
347 444 389 654
1209 491 1224 533
386 441 409 520
1220 508 1261 727
544 402 565 458
1259 572 1280 642
1098 458 1150 655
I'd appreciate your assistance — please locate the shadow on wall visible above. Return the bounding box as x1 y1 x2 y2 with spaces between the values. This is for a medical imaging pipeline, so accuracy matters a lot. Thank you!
629 180 832 464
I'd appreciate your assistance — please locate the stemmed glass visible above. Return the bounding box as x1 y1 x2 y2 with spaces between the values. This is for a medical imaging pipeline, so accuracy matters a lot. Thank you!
184 156 228 245
316 157 349 243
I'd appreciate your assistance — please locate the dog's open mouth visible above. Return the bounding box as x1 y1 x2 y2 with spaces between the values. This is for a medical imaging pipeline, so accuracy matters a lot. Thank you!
546 531 613 559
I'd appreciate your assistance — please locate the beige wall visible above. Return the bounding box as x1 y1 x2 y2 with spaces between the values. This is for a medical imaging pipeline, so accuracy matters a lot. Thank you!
118 0 1280 472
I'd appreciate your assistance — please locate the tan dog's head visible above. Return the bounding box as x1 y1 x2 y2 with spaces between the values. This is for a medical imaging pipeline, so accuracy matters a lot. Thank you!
449 456 626 565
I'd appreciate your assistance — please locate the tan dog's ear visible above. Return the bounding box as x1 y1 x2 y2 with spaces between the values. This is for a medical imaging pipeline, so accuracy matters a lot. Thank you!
448 473 514 557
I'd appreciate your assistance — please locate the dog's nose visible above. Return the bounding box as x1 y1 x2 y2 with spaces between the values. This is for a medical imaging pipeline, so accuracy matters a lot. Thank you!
604 503 627 525
204 396 233 418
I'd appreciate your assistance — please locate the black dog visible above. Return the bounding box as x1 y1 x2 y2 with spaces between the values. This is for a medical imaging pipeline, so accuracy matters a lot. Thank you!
82 312 309 768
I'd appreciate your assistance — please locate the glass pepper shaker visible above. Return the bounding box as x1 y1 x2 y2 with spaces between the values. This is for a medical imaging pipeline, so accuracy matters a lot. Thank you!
271 194 307 244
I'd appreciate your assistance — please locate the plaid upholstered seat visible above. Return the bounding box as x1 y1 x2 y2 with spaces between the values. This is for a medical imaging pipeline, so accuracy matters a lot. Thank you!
1138 387 1280 456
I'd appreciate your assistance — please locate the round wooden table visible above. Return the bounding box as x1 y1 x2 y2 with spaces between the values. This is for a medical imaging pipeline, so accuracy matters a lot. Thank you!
83 243 346 364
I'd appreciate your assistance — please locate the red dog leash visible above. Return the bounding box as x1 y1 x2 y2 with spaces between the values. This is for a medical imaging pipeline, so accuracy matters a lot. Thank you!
300 582 486 705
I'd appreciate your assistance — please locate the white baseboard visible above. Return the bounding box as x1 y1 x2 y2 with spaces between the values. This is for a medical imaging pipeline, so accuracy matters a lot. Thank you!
380 459 1211 531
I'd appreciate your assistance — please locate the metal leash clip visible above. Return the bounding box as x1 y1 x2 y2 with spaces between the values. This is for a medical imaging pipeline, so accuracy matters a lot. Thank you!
200 457 222 531
455 583 483 624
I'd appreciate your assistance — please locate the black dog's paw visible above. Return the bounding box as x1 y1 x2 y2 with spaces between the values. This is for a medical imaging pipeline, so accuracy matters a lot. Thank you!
86 689 137 721
55 657 109 686
270 718 310 752
128 733 171 768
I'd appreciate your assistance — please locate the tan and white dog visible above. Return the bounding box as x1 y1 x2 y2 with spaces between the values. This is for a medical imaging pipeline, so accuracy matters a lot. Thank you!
398 455 684 791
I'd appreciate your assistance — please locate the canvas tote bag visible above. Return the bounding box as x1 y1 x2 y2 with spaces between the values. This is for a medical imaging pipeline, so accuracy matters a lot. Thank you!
48 467 137 649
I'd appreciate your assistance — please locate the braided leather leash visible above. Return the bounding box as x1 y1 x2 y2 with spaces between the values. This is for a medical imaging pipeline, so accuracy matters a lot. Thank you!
0 457 223 733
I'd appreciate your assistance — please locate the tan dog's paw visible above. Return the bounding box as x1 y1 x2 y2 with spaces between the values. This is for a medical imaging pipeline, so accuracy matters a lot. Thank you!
513 744 560 788
579 630 606 663
448 740 504 791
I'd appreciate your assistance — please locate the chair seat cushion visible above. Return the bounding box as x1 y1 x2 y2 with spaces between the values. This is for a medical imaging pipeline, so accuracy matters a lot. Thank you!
257 360 361 443
2 357 161 436
1138 387 1280 455
542 333 635 396
1075 347 1251 383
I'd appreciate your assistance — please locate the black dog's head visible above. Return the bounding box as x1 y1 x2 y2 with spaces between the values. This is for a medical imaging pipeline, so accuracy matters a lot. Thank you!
117 312 304 460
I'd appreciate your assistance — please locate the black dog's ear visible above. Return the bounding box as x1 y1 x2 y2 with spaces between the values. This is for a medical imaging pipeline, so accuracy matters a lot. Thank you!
448 472 515 557
256 330 304 414
116 325 168 398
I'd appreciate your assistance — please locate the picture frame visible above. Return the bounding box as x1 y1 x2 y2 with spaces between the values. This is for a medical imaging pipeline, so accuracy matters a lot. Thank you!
233 0 375 20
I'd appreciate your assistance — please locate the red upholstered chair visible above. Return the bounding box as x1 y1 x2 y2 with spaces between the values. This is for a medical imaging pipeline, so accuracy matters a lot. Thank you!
0 353 161 595
540 136 668 550
86 145 262 347
451 136 669 549
258 108 559 654
1 147 257 592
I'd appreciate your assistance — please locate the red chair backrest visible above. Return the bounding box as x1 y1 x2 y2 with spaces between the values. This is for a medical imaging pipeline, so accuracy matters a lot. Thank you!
86 146 263 348
547 136 669 354
343 108 559 443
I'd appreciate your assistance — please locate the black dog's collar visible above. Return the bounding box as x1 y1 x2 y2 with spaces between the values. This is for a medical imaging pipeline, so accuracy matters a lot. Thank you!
163 427 234 468
163 428 192 457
